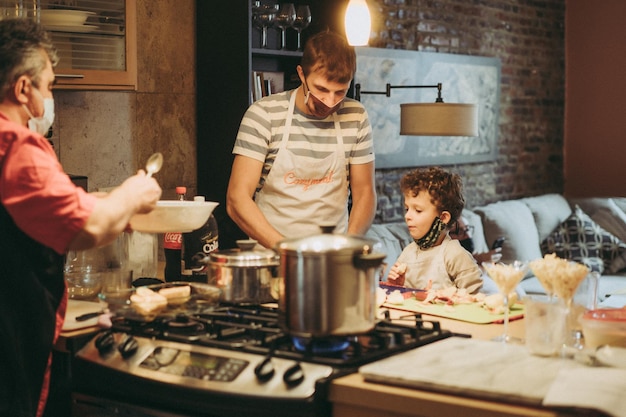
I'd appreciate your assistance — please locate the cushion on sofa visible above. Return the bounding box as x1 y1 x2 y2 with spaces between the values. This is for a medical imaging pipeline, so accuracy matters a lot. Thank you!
521 194 572 243
474 200 542 264
540 205 626 274
590 199 626 243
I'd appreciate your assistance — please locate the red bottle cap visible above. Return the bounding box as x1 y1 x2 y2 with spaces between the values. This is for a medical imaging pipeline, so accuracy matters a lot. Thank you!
175 186 187 195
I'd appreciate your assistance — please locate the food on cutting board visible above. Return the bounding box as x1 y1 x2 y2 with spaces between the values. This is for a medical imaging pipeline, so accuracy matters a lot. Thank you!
376 287 388 306
386 290 405 305
479 292 518 314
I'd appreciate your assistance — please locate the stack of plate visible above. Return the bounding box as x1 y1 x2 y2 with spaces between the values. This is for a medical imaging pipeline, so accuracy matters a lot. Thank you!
40 9 97 33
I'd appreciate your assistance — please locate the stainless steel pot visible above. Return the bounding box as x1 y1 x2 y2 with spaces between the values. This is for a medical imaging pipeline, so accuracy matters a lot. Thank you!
276 227 386 337
207 240 280 304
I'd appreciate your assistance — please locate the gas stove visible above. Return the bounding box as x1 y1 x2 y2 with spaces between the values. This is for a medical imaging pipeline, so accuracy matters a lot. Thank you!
73 304 455 417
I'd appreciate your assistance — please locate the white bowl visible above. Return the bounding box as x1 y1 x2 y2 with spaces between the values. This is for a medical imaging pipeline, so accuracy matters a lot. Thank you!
129 200 219 233
40 9 94 27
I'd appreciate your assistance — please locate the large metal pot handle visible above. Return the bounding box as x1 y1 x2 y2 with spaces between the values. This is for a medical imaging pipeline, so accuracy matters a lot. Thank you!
353 252 386 269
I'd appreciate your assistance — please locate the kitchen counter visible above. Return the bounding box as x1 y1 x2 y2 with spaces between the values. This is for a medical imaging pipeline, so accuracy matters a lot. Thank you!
330 309 607 417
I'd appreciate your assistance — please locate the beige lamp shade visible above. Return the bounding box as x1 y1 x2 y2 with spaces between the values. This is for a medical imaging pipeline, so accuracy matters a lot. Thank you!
400 103 478 136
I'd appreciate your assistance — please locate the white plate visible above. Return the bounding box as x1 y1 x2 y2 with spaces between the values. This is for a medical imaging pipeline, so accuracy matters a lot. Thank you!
45 24 99 33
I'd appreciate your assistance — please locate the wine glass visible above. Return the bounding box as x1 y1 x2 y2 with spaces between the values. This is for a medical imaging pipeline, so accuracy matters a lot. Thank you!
292 5 311 51
274 3 296 50
482 260 528 343
253 3 278 49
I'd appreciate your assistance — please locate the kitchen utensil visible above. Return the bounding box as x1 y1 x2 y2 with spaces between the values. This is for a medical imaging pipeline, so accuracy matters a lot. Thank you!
98 281 221 322
277 227 386 337
144 152 163 178
208 239 280 304
129 200 218 233
75 310 105 321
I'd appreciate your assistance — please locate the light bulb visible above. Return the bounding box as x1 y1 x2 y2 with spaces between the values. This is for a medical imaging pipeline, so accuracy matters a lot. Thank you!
345 0 371 46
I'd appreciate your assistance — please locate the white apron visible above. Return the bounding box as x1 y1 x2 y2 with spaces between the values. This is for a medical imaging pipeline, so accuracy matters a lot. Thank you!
255 90 348 239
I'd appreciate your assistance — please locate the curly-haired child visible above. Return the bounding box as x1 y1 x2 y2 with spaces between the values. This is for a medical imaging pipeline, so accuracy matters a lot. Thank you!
387 167 483 294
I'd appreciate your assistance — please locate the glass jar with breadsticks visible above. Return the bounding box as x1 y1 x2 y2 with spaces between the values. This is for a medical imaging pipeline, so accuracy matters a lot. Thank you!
529 253 590 354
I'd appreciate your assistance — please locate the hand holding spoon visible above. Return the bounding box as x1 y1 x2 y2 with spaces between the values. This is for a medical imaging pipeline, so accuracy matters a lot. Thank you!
145 152 163 178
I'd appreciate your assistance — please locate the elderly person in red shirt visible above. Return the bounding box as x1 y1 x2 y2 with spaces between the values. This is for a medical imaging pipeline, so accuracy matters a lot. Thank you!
0 18 161 417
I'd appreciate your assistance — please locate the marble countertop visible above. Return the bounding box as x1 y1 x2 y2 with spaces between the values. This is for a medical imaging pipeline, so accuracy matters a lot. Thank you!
358 337 626 417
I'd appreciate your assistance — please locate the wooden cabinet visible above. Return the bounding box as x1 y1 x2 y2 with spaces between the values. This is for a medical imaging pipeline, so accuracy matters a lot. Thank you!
44 0 136 90
196 0 348 249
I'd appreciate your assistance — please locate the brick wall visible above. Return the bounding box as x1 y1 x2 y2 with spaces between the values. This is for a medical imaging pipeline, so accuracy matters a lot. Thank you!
366 0 565 223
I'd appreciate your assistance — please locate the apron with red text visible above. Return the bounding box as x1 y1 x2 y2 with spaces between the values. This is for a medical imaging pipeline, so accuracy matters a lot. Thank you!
255 90 348 239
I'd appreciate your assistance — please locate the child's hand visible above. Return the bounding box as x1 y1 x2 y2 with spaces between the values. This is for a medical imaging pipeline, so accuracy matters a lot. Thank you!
387 262 407 286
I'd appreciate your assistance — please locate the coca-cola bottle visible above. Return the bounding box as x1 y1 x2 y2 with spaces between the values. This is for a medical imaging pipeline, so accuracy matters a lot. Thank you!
181 196 219 282
163 186 186 282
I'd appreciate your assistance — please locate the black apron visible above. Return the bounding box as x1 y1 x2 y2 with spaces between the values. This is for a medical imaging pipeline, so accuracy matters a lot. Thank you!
0 203 65 417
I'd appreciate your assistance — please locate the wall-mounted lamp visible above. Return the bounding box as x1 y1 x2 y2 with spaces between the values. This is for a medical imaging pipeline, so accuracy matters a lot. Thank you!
355 82 479 137
344 0 371 46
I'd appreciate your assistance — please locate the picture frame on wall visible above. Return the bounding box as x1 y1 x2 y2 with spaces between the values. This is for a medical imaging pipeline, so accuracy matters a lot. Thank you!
355 47 501 169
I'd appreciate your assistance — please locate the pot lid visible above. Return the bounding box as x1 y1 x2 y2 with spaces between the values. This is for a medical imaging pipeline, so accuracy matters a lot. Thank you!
277 226 378 254
209 239 279 267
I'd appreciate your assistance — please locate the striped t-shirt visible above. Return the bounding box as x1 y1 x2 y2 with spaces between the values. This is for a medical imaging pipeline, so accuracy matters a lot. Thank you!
233 89 374 194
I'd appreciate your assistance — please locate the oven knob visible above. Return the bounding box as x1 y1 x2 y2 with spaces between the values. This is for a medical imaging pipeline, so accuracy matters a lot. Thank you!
118 335 139 359
94 330 115 355
283 362 304 387
254 356 275 382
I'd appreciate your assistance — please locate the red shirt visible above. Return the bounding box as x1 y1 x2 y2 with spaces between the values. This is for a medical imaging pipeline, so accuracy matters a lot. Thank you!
0 111 96 417
0 112 97 254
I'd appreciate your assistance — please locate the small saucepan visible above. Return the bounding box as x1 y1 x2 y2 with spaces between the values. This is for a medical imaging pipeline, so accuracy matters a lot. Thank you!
207 240 280 304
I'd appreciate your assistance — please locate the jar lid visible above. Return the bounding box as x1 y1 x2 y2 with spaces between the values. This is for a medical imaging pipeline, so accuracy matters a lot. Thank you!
277 226 378 255
583 309 626 322
209 239 279 267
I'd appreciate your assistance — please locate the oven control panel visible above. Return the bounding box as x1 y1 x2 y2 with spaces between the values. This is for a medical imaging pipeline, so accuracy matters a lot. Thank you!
76 332 334 399
140 346 248 382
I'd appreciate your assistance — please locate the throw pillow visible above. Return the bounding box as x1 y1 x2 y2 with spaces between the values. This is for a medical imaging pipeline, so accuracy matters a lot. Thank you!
540 205 626 273
474 200 542 264
590 199 626 243
521 194 572 243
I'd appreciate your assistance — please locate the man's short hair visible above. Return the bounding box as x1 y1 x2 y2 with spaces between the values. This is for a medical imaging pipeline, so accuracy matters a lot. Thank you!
0 18 58 100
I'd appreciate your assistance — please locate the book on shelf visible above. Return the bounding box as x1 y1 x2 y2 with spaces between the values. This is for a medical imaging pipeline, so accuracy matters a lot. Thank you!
251 71 285 101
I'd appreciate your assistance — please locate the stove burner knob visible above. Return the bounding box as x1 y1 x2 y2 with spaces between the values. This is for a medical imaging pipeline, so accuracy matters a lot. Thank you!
253 356 275 383
118 335 139 359
283 362 305 387
94 330 115 355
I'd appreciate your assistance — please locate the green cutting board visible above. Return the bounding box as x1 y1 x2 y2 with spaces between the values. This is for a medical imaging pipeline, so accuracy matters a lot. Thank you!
382 299 525 324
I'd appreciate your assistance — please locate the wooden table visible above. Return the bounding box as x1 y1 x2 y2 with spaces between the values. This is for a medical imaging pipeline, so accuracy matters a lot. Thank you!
330 309 593 417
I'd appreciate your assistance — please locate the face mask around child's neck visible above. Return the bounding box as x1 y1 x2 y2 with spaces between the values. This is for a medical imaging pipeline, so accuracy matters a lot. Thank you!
415 216 446 249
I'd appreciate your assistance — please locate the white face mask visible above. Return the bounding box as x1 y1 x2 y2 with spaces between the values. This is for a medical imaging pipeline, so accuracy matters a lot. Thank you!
23 87 55 136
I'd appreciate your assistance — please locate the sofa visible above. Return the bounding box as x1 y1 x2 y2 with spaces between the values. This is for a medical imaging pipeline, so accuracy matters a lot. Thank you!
366 193 626 303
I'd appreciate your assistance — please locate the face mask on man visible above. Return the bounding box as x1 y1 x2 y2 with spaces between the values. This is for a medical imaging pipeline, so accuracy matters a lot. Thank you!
303 81 343 118
23 86 55 136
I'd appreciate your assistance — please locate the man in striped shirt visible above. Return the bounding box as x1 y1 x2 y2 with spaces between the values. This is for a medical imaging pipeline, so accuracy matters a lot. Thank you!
227 31 376 248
